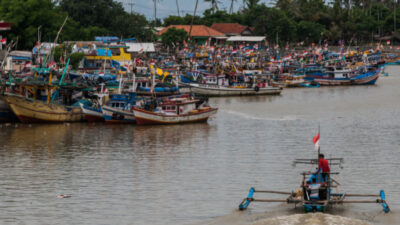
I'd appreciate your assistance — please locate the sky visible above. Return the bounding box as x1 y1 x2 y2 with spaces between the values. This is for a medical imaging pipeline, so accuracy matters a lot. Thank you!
117 0 272 20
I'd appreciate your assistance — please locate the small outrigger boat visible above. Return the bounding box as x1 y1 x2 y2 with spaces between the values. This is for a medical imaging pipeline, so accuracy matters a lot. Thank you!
238 146 390 213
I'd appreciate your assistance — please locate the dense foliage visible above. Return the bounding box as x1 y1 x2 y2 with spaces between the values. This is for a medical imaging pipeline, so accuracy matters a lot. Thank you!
0 0 152 49
161 27 188 46
165 0 400 45
1 0 400 49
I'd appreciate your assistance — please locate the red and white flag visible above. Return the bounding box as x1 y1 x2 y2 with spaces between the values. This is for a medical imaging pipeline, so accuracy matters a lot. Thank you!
0 38 6 45
24 61 32 68
313 131 320 150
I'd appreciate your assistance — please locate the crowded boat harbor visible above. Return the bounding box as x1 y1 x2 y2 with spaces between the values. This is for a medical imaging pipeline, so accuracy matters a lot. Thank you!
0 36 398 124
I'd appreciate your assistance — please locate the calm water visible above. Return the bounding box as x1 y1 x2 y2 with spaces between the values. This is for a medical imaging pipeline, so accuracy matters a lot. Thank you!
0 67 400 225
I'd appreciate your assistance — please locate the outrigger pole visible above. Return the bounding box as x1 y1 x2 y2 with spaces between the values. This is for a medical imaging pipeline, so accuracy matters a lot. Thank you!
239 187 390 213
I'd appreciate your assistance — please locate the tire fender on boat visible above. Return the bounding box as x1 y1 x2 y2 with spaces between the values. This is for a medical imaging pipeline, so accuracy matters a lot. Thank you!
254 86 260 92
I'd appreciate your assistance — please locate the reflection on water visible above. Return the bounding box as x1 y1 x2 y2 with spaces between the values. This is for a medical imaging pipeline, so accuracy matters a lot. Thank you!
0 67 399 225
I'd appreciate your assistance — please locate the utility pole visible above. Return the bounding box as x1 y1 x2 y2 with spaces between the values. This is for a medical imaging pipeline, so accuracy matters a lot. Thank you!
189 0 199 38
127 0 134 14
395 0 397 34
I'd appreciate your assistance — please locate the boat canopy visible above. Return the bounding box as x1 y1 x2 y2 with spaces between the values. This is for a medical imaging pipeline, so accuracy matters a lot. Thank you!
126 43 155 53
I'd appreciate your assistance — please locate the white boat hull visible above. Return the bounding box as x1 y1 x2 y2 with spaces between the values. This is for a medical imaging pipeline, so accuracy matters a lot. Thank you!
187 83 282 97
102 105 136 123
133 107 217 125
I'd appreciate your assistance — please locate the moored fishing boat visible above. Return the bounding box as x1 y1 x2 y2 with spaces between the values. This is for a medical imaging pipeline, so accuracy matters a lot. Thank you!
133 96 217 125
313 67 380 86
102 93 137 124
79 101 104 122
0 96 18 122
5 94 85 123
187 83 282 96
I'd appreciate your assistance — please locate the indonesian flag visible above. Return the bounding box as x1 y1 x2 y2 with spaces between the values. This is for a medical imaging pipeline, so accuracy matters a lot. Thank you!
386 40 391 45
0 38 6 45
231 49 237 54
24 61 32 68
313 131 320 150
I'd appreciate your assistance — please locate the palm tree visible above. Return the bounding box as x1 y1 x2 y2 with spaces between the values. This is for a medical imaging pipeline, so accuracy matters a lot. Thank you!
176 0 181 16
204 0 220 12
229 0 237 14
153 0 162 26
243 0 260 9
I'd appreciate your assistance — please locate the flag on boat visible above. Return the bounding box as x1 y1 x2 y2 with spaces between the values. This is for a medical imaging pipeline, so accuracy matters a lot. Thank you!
313 131 320 150
24 61 32 68
0 38 6 45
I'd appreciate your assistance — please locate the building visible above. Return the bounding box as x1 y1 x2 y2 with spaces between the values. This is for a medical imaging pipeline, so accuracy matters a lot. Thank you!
157 25 225 44
210 23 253 37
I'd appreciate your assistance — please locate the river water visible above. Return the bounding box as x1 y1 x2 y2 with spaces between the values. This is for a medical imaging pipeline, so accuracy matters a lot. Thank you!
0 67 399 225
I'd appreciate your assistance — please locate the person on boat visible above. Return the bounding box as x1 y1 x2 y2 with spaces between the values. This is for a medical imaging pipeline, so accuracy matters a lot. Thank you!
318 154 330 182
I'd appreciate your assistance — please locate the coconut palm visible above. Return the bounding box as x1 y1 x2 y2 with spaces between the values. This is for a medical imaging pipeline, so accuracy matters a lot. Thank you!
176 0 180 16
204 0 220 12
229 0 237 14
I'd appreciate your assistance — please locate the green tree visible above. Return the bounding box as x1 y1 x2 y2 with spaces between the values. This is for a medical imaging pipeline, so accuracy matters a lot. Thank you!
0 0 73 49
160 27 188 46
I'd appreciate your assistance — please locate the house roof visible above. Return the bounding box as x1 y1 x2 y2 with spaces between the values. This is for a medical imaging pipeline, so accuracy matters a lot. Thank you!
157 25 225 37
210 23 249 35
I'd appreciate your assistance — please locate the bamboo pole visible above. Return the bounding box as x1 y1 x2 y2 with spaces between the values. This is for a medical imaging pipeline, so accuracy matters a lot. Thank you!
253 190 292 195
252 199 289 203
344 194 380 197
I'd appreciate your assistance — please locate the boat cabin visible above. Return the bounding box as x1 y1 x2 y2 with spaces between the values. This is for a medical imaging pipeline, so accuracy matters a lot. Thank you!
325 66 354 79
160 98 198 115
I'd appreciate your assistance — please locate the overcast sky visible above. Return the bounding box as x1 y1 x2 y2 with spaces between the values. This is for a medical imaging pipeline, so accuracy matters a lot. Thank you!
117 0 272 20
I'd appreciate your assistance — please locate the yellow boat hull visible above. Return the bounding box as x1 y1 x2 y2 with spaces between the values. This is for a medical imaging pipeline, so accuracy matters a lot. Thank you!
5 95 85 123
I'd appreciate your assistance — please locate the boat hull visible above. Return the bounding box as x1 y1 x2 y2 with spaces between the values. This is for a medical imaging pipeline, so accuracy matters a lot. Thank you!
0 97 18 122
79 104 105 122
187 84 282 97
4 95 85 123
102 105 136 124
312 70 379 86
133 107 218 125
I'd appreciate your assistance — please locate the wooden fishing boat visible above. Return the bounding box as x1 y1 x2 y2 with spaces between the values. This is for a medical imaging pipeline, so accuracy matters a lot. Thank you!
133 97 217 125
5 94 85 123
79 103 104 122
186 83 282 97
314 68 380 86
238 145 390 213
102 94 137 124
0 96 18 122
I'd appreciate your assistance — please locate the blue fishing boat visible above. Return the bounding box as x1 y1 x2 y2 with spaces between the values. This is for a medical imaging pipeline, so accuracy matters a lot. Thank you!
303 66 380 86
102 93 137 124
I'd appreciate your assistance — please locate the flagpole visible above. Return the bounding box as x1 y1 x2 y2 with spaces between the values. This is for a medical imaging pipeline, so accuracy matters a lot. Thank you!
317 124 321 183
317 124 320 158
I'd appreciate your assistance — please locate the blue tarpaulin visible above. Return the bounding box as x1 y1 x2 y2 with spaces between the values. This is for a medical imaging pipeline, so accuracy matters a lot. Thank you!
96 49 112 57
95 36 119 43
